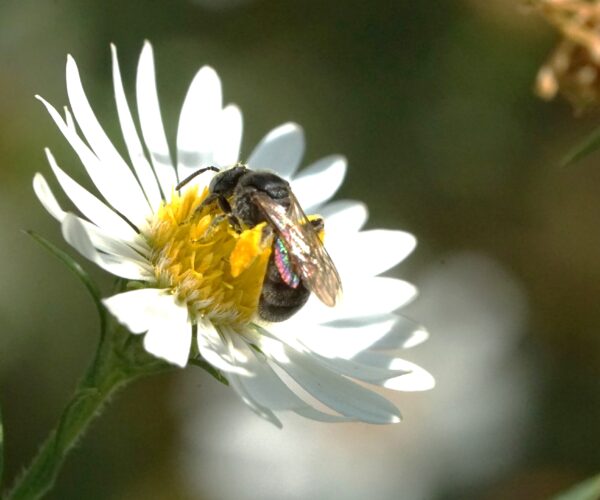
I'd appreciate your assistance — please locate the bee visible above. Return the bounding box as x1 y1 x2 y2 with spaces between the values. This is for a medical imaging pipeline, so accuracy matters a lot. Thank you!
176 164 342 321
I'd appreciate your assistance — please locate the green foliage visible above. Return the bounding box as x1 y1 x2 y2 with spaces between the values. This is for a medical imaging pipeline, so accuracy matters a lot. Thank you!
562 124 600 167
554 473 600 500
24 230 107 335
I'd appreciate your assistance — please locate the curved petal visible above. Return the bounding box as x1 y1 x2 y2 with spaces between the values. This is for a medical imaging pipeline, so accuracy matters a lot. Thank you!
103 288 172 333
291 155 346 211
44 149 139 243
65 55 150 223
277 314 401 360
329 229 416 278
111 44 162 210
196 324 251 376
144 310 192 367
136 41 177 196
293 276 417 325
213 104 243 168
321 315 427 351
37 97 148 227
264 339 401 424
246 123 304 180
313 353 410 385
103 287 192 367
34 173 149 260
176 65 222 181
362 323 429 351
382 360 436 391
226 334 349 423
62 215 152 280
320 200 369 236
227 373 282 428
33 172 66 221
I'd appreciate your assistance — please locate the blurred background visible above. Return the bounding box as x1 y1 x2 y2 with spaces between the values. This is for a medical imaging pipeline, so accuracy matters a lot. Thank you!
1 0 599 498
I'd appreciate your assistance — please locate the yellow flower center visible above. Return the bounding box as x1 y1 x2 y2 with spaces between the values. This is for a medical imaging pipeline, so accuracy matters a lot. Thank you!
143 186 272 326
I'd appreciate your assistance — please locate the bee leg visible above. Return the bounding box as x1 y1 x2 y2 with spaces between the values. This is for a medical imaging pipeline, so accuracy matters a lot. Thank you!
191 212 234 242
227 215 242 232
260 225 274 244
195 192 219 213
216 195 242 232
216 195 233 214
309 217 324 232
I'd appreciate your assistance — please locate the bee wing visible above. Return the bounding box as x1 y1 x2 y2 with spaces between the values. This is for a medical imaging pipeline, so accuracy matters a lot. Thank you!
251 191 342 307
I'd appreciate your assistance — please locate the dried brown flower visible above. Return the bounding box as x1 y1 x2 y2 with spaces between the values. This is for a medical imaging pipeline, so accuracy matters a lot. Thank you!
533 0 600 112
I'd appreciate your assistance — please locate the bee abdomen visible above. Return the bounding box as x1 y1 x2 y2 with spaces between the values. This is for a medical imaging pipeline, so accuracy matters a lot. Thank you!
258 253 310 322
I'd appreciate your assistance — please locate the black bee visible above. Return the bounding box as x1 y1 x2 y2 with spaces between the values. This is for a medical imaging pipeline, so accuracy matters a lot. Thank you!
177 164 342 321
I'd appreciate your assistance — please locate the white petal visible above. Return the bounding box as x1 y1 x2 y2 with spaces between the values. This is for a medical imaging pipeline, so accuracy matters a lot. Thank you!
196 324 251 376
144 308 192 367
246 123 304 180
227 373 282 428
222 335 284 427
336 277 417 320
176 66 222 181
313 350 433 391
44 149 138 242
136 41 177 196
364 324 429 351
281 314 400 360
37 96 149 227
34 172 150 260
382 360 436 392
213 104 243 167
103 288 171 333
268 342 401 424
62 214 152 280
313 353 409 385
320 200 369 236
82 223 149 261
64 106 76 130
329 229 416 278
322 314 427 351
291 155 346 211
226 334 347 422
33 173 66 221
293 277 417 325
103 288 191 367
65 55 150 224
111 44 162 210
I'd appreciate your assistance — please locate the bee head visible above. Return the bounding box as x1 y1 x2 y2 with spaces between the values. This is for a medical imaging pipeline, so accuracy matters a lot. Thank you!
209 165 248 196
240 171 290 201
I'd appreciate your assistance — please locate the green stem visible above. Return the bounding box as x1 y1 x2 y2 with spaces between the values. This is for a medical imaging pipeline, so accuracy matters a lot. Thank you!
4 327 169 500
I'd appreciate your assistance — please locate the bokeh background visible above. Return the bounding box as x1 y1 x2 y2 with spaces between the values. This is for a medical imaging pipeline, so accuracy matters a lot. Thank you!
1 1 599 499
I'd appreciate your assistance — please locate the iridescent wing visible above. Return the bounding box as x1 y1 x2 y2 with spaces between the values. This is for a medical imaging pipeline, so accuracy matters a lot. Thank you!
273 235 301 289
251 190 342 306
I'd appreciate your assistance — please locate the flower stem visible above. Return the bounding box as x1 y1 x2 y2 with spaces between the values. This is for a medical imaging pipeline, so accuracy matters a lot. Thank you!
4 326 169 500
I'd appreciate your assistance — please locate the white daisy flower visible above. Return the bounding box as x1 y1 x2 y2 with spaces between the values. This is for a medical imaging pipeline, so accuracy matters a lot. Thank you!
33 42 434 426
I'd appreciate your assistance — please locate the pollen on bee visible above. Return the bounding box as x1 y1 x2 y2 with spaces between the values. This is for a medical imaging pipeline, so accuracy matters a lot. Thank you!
229 222 268 278
142 185 272 326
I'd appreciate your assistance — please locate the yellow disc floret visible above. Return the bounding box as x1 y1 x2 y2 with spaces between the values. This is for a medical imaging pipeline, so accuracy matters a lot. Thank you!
143 186 271 326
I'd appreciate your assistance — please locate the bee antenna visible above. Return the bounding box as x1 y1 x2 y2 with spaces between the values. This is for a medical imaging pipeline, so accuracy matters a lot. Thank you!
176 166 220 190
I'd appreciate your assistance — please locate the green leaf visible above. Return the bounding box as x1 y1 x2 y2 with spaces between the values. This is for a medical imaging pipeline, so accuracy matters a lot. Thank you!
0 400 4 489
562 124 600 167
554 473 600 500
189 357 229 386
24 230 107 334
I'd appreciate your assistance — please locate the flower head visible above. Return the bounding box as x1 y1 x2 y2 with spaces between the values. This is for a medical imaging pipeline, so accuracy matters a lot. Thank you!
34 42 434 426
